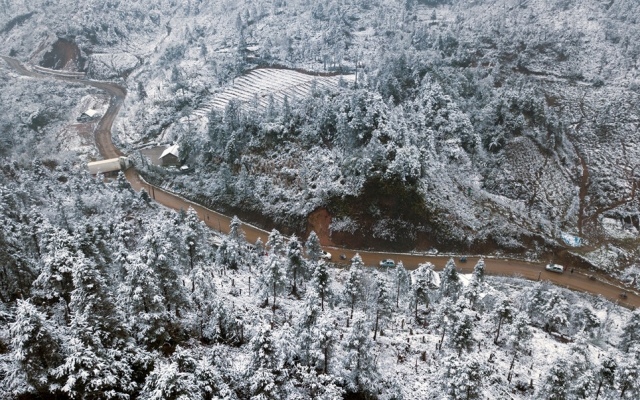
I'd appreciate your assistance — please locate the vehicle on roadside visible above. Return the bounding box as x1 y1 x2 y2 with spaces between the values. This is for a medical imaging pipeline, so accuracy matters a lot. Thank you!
380 259 395 268
545 263 565 273
460 256 467 262
320 250 332 261
620 292 628 299
589 275 597 281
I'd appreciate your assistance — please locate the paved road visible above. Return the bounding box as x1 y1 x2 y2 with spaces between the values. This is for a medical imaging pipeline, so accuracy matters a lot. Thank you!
3 56 638 308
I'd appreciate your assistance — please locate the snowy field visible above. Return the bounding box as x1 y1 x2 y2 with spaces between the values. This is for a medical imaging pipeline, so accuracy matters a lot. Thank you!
192 68 355 118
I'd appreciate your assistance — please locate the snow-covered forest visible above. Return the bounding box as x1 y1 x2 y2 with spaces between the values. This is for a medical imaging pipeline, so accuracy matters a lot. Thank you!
2 0 640 398
1 160 640 399
2 0 640 268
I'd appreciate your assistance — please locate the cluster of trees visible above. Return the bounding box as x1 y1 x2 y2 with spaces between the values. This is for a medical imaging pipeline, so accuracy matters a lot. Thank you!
1 160 640 399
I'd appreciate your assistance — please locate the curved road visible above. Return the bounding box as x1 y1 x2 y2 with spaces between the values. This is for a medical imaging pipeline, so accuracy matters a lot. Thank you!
3 56 638 308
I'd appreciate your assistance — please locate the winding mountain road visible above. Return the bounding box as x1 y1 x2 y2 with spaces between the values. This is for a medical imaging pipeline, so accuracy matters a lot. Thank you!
3 55 638 308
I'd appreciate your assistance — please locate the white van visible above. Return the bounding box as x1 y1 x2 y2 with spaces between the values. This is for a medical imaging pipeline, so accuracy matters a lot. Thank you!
545 263 565 273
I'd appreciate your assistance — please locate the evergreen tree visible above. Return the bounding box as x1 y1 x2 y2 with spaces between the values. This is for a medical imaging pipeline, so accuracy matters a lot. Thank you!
449 310 474 356
286 235 305 295
594 357 616 400
343 254 364 319
542 291 570 333
620 309 640 352
342 318 379 397
259 252 286 313
507 312 533 353
618 348 640 399
411 262 437 323
493 295 513 345
266 229 285 256
305 231 322 262
371 272 393 341
394 261 410 308
312 261 332 311
440 258 462 299
539 360 570 400
441 356 483 400
247 324 282 399
7 300 62 395
228 215 245 241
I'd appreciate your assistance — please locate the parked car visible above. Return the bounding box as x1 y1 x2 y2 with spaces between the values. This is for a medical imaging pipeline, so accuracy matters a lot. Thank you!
460 256 467 262
320 250 332 261
545 263 565 273
380 259 396 268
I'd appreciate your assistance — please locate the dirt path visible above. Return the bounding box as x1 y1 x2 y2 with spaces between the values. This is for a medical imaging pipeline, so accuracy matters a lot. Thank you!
3 55 639 309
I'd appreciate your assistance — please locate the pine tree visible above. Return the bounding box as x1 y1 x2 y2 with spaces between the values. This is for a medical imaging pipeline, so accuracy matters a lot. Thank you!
539 360 570 400
507 312 533 353
343 254 364 319
312 261 332 311
620 309 640 352
594 357 616 400
618 348 640 399
7 300 63 395
394 261 410 308
342 318 379 397
441 356 483 400
266 229 285 256
248 324 282 399
305 231 322 262
493 295 513 344
440 258 462 299
412 262 437 323
228 215 245 241
260 252 286 313
543 290 570 333
371 272 393 341
449 310 474 356
286 235 305 295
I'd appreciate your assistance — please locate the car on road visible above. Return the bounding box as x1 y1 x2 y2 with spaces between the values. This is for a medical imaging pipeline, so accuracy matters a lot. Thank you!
320 250 332 261
460 256 467 262
380 259 396 268
545 263 565 273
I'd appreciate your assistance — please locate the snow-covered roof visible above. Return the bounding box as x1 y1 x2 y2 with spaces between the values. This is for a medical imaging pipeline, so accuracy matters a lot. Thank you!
83 109 98 117
159 144 179 159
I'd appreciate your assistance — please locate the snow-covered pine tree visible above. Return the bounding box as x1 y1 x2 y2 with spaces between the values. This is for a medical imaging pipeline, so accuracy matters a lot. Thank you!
411 262 437 323
342 317 379 397
394 260 410 309
542 290 571 333
312 260 332 311
492 295 513 345
448 308 474 356
343 254 364 320
441 355 483 400
7 300 63 395
507 312 533 354
440 258 462 299
618 347 640 399
228 215 245 241
286 235 305 295
247 324 283 399
371 271 393 340
305 231 322 263
539 360 570 400
266 229 285 256
620 309 640 352
594 356 616 400
259 251 286 313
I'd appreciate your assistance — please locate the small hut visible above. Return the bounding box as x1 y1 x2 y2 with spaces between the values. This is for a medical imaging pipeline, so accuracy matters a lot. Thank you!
159 144 180 166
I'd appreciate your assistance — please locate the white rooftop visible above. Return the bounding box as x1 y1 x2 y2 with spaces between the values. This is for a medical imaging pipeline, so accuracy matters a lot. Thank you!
160 144 179 159
83 109 98 117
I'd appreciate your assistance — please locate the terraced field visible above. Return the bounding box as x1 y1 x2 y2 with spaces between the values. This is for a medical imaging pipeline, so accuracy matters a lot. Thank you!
192 68 355 118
